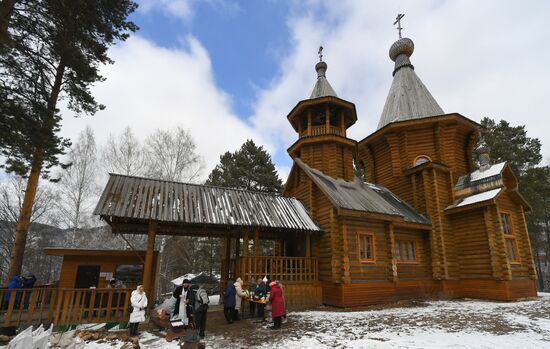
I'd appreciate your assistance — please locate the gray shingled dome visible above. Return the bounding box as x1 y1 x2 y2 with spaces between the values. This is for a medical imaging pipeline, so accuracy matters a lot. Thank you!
377 37 444 129
310 60 337 99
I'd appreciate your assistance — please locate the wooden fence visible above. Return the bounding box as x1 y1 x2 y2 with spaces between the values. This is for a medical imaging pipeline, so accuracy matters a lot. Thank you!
234 256 318 283
0 288 133 327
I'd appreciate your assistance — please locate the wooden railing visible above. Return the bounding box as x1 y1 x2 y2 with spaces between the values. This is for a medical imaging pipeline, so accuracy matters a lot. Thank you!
234 256 318 283
299 125 344 138
0 288 133 327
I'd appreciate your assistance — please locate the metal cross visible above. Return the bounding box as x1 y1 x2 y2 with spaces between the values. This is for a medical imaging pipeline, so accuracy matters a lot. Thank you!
394 13 405 39
318 46 323 62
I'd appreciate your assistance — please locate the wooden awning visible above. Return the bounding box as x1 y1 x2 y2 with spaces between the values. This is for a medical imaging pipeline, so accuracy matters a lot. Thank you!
94 174 321 236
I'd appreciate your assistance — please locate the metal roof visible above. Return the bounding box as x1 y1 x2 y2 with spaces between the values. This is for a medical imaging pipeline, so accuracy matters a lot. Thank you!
295 159 430 225
378 37 444 129
94 174 321 232
310 61 337 99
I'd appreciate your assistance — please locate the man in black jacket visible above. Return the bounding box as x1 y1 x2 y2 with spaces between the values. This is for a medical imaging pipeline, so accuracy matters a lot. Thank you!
173 279 196 325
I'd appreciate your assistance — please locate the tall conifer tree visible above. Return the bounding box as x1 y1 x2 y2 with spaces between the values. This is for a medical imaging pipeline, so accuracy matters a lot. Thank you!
0 0 138 283
206 139 283 193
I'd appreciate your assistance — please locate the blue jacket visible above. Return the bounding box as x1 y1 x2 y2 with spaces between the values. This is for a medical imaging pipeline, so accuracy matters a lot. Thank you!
223 283 236 308
5 276 23 302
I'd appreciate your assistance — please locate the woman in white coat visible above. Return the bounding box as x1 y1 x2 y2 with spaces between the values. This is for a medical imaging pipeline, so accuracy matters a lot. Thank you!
129 285 148 336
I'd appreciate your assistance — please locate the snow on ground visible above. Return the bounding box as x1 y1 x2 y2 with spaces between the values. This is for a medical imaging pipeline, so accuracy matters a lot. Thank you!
210 294 220 305
5 293 547 348
204 293 550 349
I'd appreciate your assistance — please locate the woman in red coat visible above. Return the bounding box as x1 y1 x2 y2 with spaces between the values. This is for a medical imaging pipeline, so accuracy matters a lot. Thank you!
269 281 286 329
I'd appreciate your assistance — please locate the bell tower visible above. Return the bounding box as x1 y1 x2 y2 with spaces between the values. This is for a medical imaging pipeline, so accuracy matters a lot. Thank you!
286 49 358 181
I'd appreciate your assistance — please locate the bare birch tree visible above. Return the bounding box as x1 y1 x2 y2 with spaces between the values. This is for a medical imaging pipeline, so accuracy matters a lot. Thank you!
55 127 99 241
0 175 59 281
144 127 204 182
101 126 146 176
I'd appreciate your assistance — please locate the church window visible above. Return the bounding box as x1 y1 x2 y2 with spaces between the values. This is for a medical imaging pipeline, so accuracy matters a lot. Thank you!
413 155 431 167
395 240 417 262
501 212 520 263
358 233 375 262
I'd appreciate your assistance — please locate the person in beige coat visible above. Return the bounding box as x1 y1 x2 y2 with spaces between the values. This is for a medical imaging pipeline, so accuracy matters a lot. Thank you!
234 277 247 320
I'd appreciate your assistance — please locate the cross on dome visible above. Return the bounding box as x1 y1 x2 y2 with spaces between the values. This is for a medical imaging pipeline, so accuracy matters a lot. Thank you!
394 13 405 39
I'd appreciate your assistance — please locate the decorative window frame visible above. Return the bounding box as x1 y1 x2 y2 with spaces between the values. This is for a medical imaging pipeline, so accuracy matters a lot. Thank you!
413 155 431 167
500 211 521 264
357 233 376 263
395 239 419 264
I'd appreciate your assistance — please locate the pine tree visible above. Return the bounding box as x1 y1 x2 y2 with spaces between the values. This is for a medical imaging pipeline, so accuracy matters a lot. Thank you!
206 139 283 193
481 117 550 290
0 0 138 283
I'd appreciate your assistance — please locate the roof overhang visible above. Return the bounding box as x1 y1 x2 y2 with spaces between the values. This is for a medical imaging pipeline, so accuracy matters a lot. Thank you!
358 113 480 147
44 248 157 257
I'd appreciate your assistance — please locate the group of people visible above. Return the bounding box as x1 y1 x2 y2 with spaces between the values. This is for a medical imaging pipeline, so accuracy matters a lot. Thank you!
223 276 286 330
2 274 37 309
128 275 287 339
129 279 210 339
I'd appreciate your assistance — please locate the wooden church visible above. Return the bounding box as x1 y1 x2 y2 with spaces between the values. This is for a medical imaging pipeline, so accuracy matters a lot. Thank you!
282 34 537 306
94 30 537 310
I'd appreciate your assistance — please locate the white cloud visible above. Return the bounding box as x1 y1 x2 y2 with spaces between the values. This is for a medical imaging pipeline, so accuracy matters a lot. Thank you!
137 0 194 22
250 0 550 165
60 35 269 182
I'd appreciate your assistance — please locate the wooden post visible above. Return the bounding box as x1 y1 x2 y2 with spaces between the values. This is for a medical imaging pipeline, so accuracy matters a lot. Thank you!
306 233 311 257
307 110 312 135
273 240 280 256
142 221 156 301
340 110 345 135
386 222 398 282
253 229 260 256
325 105 330 132
242 229 249 281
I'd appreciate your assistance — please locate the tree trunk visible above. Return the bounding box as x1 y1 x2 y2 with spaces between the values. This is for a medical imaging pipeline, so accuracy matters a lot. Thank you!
0 0 16 47
5 159 42 284
5 59 65 285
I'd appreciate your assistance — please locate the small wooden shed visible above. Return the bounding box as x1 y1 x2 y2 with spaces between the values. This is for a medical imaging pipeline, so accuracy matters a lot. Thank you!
44 248 160 294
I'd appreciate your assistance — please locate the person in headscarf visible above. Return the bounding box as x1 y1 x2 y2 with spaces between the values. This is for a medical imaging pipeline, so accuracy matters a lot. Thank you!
269 281 286 329
129 285 148 336
234 277 247 320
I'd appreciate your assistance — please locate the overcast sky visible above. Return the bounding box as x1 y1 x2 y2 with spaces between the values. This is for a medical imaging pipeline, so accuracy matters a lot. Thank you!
58 0 550 183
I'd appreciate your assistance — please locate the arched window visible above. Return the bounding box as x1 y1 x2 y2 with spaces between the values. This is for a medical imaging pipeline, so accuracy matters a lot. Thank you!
413 155 431 167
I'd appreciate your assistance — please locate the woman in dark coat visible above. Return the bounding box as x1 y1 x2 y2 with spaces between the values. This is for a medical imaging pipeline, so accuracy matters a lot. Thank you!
269 281 286 329
223 280 236 324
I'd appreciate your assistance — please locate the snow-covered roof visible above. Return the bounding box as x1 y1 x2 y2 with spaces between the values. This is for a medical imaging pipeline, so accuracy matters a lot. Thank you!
447 188 501 210
455 162 506 190
468 162 506 182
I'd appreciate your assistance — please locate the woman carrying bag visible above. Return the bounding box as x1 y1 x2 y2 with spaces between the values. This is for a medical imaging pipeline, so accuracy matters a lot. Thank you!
129 285 148 337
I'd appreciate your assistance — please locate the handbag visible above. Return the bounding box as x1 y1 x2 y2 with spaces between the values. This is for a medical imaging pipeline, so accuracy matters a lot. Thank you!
128 295 143 313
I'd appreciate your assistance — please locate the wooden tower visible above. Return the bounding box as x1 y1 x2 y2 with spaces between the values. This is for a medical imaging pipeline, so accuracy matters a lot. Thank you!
286 53 357 181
